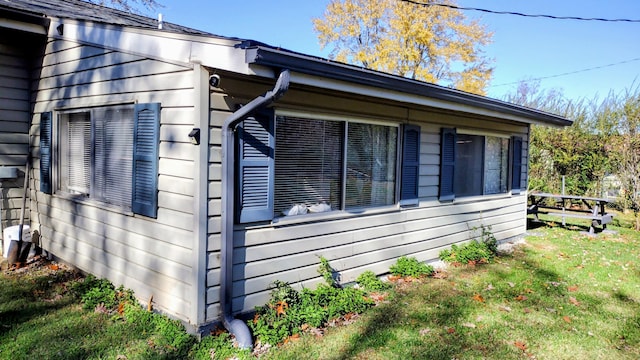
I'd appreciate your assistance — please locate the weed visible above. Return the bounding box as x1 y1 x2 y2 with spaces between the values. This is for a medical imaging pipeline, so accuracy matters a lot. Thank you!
389 256 434 277
249 259 374 345
439 225 498 264
318 256 340 288
356 270 392 291
190 332 251 360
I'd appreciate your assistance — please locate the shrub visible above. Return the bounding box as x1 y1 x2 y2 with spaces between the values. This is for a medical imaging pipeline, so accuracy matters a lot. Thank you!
389 256 434 277
249 259 374 345
356 270 391 291
439 226 499 264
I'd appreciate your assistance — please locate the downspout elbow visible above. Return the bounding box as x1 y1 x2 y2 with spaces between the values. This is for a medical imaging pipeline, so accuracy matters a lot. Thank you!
220 69 290 349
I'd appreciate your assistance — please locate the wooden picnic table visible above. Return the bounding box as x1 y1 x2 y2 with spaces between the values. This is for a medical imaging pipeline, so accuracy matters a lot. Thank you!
527 192 613 234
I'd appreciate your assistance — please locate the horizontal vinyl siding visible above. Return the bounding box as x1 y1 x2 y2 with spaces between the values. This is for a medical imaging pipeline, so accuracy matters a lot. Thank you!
204 95 226 321
30 39 197 322
204 78 532 319
0 37 31 242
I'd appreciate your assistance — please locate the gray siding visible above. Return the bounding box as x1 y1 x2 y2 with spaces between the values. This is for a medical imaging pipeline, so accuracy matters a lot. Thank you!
205 75 531 318
30 38 198 323
0 31 36 245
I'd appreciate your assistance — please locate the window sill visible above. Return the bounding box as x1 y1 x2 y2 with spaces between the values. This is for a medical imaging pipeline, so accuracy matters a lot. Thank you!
449 192 524 205
267 205 402 228
53 193 134 216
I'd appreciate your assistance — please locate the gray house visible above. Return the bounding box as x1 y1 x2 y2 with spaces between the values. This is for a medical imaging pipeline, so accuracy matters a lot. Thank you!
0 0 571 340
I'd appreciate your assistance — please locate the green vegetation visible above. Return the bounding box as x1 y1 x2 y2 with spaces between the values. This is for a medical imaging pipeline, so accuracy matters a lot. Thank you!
249 262 375 346
389 256 434 277
439 226 499 265
505 82 640 230
2 222 639 359
356 270 391 292
267 222 640 359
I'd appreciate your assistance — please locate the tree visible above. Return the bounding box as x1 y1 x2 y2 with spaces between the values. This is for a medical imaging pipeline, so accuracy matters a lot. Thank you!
87 0 162 14
313 0 493 95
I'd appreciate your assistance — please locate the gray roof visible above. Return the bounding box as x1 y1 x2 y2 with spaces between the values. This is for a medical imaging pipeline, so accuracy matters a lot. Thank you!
1 0 571 126
0 0 212 35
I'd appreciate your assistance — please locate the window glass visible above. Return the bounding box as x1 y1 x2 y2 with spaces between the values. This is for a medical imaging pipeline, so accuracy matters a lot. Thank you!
274 117 343 216
346 122 397 208
58 106 134 208
454 134 484 197
274 116 398 217
484 136 509 194
453 133 509 197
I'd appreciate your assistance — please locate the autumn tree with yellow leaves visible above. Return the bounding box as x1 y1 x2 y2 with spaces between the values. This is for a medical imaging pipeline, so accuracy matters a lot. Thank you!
314 0 493 95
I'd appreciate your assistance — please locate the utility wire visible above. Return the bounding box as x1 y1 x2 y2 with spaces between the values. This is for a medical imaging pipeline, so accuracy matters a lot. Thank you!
490 57 640 88
402 0 640 23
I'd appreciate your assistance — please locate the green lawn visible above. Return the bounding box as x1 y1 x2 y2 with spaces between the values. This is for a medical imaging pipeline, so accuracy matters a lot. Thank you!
1 216 639 359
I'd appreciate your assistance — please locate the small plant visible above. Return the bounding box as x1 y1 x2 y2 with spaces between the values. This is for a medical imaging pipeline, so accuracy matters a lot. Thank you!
439 226 499 264
390 256 434 277
71 275 134 311
318 256 340 288
249 258 374 345
356 270 391 291
190 331 251 360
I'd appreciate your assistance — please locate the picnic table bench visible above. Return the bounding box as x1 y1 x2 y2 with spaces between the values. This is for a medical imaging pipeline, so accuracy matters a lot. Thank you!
527 192 613 234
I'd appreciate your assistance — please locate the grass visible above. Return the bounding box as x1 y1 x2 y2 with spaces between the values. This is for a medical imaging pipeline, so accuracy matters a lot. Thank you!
1 215 639 359
266 217 640 359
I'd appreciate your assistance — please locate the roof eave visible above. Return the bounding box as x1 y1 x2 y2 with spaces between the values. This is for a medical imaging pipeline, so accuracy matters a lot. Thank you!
245 46 572 127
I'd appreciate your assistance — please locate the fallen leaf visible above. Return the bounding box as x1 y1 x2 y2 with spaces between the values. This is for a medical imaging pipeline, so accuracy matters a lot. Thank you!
419 328 432 336
462 322 476 328
515 295 528 301
276 301 288 316
569 297 581 306
485 283 494 291
300 323 310 331
472 294 485 302
507 282 515 288
523 308 532 314
514 341 527 351
563 316 572 323
499 305 512 312
447 327 456 334
568 285 579 292
524 288 534 294
49 264 59 271
432 271 448 279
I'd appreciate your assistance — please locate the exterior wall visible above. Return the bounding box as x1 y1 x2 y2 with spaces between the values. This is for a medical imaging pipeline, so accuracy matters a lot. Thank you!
205 74 531 318
30 37 198 323
0 29 42 245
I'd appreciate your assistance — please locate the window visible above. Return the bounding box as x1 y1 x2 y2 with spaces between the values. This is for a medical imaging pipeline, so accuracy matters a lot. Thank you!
236 110 420 223
439 128 523 201
58 108 133 207
39 103 160 218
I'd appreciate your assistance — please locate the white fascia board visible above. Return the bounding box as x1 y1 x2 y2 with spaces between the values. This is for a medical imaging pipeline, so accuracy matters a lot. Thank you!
287 71 552 126
47 18 251 74
0 17 47 34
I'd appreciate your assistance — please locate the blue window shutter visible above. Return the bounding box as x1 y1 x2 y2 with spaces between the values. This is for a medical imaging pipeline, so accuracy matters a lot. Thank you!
439 128 456 202
237 109 274 223
40 112 52 194
132 103 160 218
511 136 523 194
400 124 420 205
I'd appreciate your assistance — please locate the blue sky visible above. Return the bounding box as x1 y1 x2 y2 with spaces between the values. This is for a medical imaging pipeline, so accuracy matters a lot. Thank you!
148 0 640 101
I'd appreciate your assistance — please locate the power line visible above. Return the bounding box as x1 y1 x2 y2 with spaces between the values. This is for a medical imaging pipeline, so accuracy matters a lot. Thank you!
489 57 640 88
401 0 640 23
